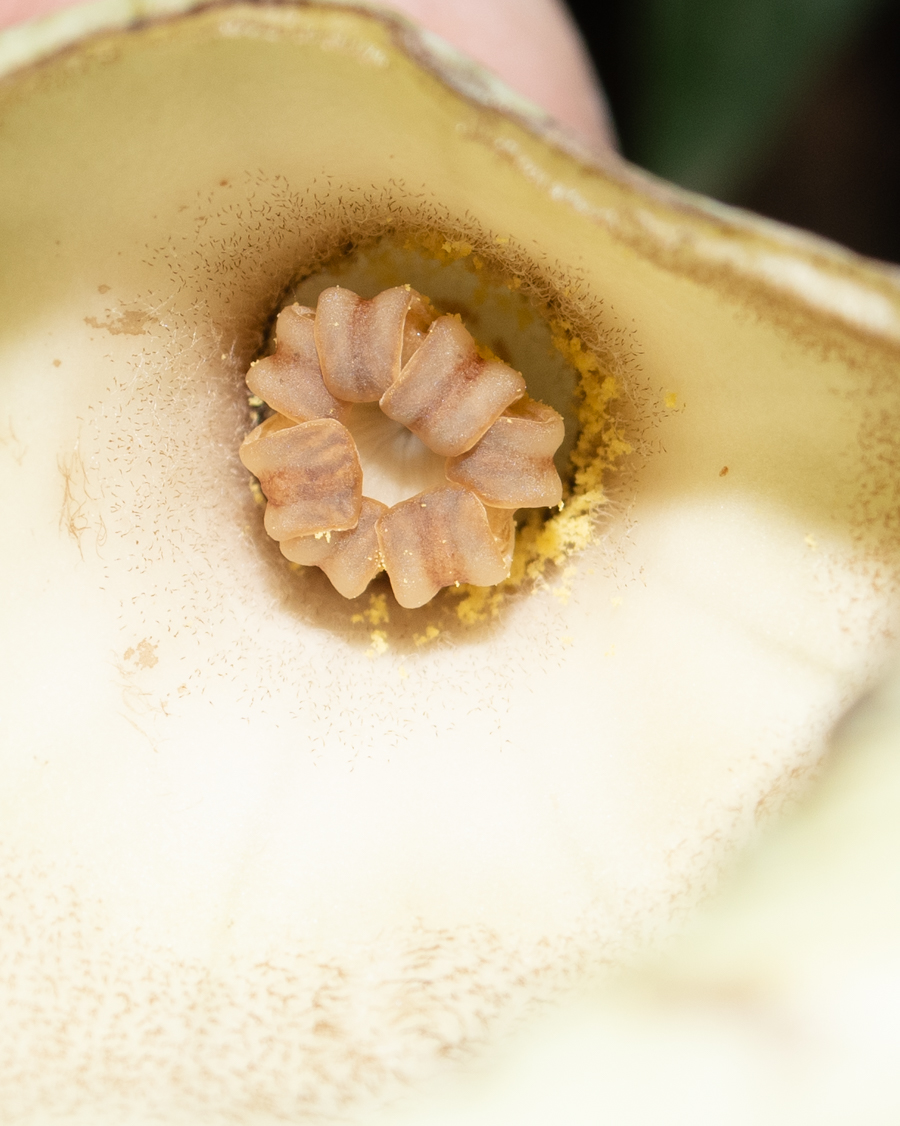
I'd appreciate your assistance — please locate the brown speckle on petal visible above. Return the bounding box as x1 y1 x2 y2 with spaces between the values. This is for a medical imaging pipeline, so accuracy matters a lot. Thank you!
446 396 565 509
315 286 435 402
246 304 349 423
376 484 512 609
379 315 525 456
281 496 388 599
239 415 362 541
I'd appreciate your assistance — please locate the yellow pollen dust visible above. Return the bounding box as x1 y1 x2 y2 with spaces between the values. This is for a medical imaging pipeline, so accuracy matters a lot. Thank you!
452 309 630 624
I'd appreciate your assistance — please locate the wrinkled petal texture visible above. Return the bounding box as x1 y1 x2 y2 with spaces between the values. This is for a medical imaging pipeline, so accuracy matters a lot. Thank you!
247 305 349 424
281 497 389 600
239 415 363 541
447 395 565 508
377 485 513 608
316 286 433 402
380 314 526 456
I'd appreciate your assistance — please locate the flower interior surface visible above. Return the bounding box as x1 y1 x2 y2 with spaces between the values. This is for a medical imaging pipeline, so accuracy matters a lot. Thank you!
3 4 900 1122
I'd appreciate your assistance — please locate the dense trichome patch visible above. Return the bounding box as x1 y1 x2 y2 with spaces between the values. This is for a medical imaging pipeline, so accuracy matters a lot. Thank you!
240 286 565 608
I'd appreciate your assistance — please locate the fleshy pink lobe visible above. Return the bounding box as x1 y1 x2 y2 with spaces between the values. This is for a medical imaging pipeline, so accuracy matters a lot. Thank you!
315 286 435 402
376 484 512 608
280 497 388 598
379 316 525 456
239 415 362 541
446 396 565 508
246 305 350 423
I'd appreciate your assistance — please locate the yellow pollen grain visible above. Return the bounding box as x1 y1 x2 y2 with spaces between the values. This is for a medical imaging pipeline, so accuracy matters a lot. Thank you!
368 630 389 656
440 239 474 259
249 478 266 508
413 625 440 647
361 592 389 626
552 584 571 606
454 585 498 624
665 391 679 409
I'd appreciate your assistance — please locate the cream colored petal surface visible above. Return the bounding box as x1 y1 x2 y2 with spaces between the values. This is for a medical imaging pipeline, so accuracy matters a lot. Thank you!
380 314 526 455
246 303 349 423
378 664 900 1126
239 415 362 540
377 485 511 607
446 396 564 508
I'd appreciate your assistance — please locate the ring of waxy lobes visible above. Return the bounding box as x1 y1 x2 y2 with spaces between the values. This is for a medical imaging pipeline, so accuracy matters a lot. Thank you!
240 285 565 608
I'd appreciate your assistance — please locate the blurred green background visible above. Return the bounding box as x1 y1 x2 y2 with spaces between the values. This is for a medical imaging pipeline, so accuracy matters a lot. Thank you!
566 0 900 263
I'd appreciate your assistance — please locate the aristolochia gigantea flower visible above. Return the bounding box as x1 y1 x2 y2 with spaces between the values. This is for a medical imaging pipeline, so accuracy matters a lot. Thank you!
1 2 899 1125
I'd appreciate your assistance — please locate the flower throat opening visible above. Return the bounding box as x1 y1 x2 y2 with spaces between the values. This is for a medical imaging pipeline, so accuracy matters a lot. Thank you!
241 235 624 618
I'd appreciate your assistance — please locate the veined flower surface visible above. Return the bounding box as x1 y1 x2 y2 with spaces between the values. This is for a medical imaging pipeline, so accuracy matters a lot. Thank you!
0 2 899 1123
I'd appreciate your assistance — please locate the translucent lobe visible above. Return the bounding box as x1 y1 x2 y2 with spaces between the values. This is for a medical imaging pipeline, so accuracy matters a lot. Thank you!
280 497 388 599
376 484 513 609
315 285 435 402
400 291 436 367
446 396 565 508
246 305 349 424
239 416 362 541
379 315 526 456
483 504 516 567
